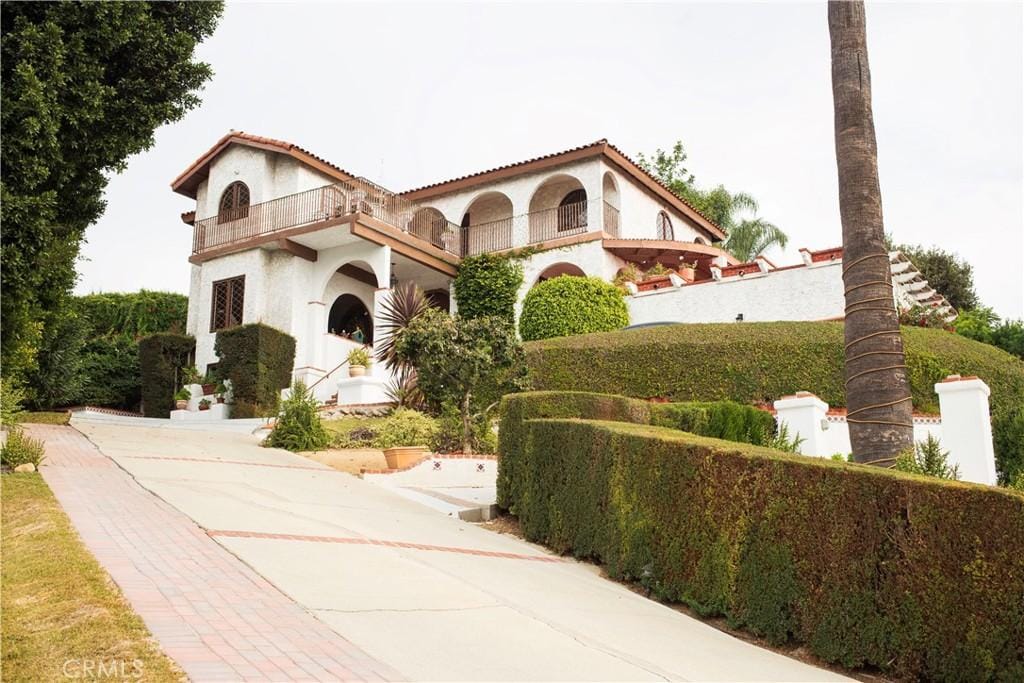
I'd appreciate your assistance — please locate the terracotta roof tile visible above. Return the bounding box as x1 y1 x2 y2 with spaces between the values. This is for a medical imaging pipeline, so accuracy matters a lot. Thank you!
171 130 357 197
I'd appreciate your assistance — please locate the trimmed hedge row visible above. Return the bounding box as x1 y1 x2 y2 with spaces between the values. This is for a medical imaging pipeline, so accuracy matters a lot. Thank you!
499 392 1024 680
523 322 1024 482
214 323 295 418
138 333 195 418
497 391 779 508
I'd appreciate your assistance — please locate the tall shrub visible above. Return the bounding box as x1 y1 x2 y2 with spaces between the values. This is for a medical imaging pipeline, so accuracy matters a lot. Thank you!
452 253 523 324
500 392 1024 680
519 276 629 341
138 333 195 418
214 323 296 418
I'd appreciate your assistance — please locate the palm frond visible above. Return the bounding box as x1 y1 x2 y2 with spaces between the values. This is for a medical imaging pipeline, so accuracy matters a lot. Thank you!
375 282 429 371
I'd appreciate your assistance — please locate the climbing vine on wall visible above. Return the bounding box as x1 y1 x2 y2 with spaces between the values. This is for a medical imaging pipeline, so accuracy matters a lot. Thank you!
452 254 524 324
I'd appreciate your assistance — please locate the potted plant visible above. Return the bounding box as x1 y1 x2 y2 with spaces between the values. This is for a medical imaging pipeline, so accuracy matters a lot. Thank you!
678 261 697 282
182 366 201 386
200 372 217 397
198 398 212 411
347 347 371 377
174 387 191 411
214 381 228 404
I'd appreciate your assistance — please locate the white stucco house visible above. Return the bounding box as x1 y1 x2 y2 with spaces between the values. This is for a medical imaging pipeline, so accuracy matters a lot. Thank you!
173 132 953 405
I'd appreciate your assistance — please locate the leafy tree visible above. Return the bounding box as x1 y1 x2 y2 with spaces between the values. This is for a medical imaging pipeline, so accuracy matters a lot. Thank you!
955 307 1024 360
637 141 788 261
396 309 528 454
891 243 980 312
1 2 223 379
829 1 914 464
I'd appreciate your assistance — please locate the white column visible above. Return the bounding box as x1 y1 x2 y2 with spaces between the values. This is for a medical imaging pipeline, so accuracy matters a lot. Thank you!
773 391 830 456
934 375 997 485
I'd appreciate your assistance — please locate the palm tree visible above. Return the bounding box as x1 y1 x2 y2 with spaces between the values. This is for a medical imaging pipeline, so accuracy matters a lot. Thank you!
638 144 788 261
829 0 914 464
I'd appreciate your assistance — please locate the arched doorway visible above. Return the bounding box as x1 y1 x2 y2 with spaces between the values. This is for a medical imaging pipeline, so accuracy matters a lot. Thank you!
536 262 586 284
425 288 451 312
327 294 373 344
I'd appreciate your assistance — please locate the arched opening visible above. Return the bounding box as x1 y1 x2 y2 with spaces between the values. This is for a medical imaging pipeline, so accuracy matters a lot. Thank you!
536 262 586 284
529 174 588 241
218 181 250 223
602 172 620 236
408 207 452 251
694 236 707 245
656 211 674 241
461 191 514 255
327 294 373 344
425 288 451 312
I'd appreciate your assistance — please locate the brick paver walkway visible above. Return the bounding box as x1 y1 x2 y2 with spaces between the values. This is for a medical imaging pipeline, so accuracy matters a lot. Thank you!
30 425 402 682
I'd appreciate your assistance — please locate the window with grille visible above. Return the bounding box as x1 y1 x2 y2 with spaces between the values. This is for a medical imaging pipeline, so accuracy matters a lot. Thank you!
210 276 245 331
656 211 674 240
217 182 250 224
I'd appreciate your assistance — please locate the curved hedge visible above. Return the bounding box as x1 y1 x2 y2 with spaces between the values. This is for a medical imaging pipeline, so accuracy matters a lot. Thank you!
519 276 628 341
524 322 1024 481
499 392 1024 680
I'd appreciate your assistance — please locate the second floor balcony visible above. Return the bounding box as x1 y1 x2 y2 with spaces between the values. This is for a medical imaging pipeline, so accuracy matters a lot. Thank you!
190 180 624 259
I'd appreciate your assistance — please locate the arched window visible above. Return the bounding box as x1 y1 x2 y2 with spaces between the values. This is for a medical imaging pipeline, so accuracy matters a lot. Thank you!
557 189 588 232
218 182 250 224
656 211 674 241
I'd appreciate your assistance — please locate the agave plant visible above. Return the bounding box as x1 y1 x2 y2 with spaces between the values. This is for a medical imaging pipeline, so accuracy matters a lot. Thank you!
375 282 430 371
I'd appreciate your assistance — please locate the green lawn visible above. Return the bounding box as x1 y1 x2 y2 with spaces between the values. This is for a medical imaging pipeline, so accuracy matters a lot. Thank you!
1 474 182 681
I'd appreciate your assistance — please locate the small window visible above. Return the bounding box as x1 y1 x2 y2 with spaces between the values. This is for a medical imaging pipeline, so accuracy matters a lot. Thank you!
210 275 245 332
218 182 250 224
656 211 674 241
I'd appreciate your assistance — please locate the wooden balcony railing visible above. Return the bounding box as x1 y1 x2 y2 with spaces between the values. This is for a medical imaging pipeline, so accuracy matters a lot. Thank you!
192 183 601 259
603 201 620 237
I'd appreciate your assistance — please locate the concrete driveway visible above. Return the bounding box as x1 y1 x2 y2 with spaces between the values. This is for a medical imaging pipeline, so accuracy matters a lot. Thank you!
72 417 846 682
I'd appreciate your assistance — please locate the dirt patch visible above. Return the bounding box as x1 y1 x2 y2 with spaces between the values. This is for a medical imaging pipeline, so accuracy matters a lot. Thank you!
301 448 388 475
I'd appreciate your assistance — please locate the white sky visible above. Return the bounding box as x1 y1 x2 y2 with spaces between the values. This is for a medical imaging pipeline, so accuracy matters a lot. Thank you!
76 1 1024 318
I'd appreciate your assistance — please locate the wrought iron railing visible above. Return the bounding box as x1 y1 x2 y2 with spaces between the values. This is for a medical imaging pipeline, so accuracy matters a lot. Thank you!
192 183 601 258
603 201 620 237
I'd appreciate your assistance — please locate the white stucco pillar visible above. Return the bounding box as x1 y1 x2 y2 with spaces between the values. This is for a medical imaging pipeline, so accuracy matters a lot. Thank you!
773 391 830 457
934 375 998 485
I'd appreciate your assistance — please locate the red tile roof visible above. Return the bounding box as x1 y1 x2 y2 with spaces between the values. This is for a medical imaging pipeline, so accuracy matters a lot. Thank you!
171 131 357 199
400 139 725 240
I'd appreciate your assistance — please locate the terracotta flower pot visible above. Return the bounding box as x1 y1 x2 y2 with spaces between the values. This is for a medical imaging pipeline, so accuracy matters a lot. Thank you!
201 383 216 396
383 446 429 470
349 365 367 377
679 266 695 282
199 403 210 411
175 400 188 411
216 397 225 404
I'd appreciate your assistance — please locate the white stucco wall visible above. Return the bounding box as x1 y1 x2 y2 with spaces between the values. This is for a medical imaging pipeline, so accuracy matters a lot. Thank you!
193 146 337 220
627 261 845 325
598 159 705 242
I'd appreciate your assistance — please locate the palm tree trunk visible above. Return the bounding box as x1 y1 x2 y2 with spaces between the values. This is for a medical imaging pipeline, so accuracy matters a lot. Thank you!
828 1 914 465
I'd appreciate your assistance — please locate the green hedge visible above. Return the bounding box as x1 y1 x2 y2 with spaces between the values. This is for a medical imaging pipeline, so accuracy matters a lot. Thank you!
649 400 776 446
497 391 650 509
452 253 523 324
214 323 296 418
138 333 195 418
499 393 1024 680
519 276 629 341
524 322 1024 482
